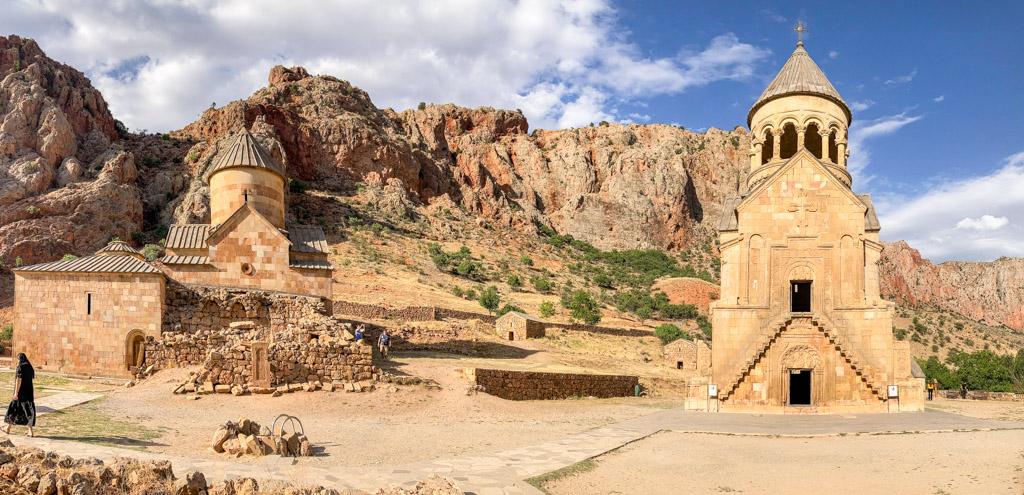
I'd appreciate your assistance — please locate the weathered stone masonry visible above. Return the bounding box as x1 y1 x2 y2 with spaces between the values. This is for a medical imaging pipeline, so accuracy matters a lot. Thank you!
474 368 639 401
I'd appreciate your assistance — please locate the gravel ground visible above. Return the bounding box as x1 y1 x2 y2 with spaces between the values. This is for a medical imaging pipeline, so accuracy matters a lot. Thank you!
544 429 1024 495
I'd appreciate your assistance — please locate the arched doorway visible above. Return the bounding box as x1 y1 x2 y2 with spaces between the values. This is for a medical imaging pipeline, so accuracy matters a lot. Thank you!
125 330 146 370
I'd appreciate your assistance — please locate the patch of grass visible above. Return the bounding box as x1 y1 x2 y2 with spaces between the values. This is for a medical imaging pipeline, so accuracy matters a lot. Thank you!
36 400 167 451
0 371 69 388
525 458 598 493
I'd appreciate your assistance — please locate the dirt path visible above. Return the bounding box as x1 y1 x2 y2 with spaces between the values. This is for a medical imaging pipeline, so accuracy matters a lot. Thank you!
97 356 682 468
544 429 1024 495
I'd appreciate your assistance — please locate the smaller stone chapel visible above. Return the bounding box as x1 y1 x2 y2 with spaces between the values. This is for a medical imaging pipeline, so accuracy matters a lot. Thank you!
13 129 335 379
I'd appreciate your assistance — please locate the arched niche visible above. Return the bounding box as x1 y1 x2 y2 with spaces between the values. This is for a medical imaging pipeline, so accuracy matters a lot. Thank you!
125 330 146 371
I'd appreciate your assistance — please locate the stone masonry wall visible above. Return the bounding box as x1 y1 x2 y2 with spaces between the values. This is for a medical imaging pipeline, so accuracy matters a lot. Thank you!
936 390 1024 402
474 368 639 400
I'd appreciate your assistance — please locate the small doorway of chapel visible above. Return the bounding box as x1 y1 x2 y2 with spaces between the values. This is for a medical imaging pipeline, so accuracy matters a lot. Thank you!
126 332 146 371
791 281 811 312
789 369 812 405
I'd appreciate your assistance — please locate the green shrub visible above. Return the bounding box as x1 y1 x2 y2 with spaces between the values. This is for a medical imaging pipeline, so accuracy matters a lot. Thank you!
507 273 522 289
26 206 39 215
539 301 555 318
456 260 476 276
14 257 23 268
695 315 712 339
599 121 609 127
954 322 965 330
0 324 13 341
563 290 601 325
418 102 426 110
635 305 653 322
894 328 907 340
593 273 612 288
655 323 692 344
451 286 464 298
519 255 534 266
131 231 146 244
60 254 78 261
289 178 310 194
465 287 477 300
532 276 552 293
496 304 524 317
479 286 500 314
141 244 162 261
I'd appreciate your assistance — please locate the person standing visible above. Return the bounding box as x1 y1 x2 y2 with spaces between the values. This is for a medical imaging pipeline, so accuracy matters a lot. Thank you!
927 380 934 401
4 353 36 437
960 379 968 400
377 329 390 360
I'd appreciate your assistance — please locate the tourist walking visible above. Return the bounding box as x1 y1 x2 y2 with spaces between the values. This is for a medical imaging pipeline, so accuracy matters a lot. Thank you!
4 353 36 437
378 329 390 360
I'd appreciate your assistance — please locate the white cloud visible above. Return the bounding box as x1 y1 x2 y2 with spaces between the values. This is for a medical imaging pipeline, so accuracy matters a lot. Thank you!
828 50 838 59
884 69 917 86
849 99 875 112
955 215 1009 231
933 95 945 102
3 0 771 132
627 112 651 122
846 112 923 186
760 9 787 23
878 151 1024 262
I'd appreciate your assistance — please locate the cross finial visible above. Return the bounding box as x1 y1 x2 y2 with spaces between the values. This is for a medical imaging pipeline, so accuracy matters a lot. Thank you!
792 19 808 44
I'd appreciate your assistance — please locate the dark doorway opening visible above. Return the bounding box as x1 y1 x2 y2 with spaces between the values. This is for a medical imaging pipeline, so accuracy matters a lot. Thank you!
789 369 812 405
677 362 684 370
791 282 811 312
508 332 515 341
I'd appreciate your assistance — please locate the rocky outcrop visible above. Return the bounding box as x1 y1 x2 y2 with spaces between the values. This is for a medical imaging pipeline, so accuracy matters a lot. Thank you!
880 241 1024 331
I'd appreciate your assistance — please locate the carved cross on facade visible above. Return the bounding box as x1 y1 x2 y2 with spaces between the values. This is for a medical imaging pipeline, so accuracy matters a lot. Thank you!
788 188 819 230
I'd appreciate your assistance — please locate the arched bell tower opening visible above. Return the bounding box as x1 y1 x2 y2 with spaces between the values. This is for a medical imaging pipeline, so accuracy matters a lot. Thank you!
779 123 798 159
761 128 774 165
805 122 822 158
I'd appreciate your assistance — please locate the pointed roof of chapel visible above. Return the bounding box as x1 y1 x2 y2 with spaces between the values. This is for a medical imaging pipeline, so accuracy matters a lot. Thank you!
202 129 285 182
748 42 851 127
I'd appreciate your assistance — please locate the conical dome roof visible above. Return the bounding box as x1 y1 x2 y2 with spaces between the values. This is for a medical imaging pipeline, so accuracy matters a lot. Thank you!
96 240 145 260
202 130 285 182
748 43 850 127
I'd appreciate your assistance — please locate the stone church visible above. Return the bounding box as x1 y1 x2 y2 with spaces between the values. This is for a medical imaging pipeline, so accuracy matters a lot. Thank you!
710 40 925 412
12 129 333 378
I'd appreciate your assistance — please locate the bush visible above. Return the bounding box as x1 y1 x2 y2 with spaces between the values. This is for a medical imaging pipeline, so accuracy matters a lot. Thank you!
60 254 78 261
519 255 534 266
532 276 552 293
479 286 500 314
563 290 601 325
26 206 40 215
507 273 522 290
894 328 907 341
695 315 712 339
455 260 476 276
635 305 653 322
0 324 12 341
539 301 555 318
14 257 23 268
496 304 524 317
418 102 426 110
288 178 310 194
655 323 692 344
593 273 612 288
450 286 464 298
114 119 129 137
141 244 162 261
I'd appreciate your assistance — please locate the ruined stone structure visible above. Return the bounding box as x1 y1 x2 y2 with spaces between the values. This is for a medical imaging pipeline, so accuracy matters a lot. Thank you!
710 40 925 413
495 311 545 341
13 128 338 380
473 369 638 400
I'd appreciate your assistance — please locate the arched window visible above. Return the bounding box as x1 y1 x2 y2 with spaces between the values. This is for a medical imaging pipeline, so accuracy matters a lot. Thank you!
761 128 774 165
828 129 839 163
779 123 798 159
805 122 822 158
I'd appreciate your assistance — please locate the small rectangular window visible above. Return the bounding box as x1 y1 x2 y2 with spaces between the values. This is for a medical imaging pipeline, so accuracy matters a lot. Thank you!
87 293 92 315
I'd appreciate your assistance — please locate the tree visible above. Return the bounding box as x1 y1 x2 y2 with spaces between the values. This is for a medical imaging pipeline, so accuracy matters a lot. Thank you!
539 301 555 318
418 102 426 110
496 304 524 317
507 273 523 290
593 273 612 288
532 276 552 293
141 244 163 261
563 290 601 325
655 323 692 344
479 286 500 314
519 255 534 266
635 305 653 324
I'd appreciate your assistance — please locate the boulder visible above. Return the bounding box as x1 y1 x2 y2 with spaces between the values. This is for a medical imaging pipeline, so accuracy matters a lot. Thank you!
211 426 232 453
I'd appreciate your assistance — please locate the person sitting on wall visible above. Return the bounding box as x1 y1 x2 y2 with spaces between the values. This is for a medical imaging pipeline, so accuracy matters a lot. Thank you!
378 329 390 360
4 353 36 437
354 324 364 343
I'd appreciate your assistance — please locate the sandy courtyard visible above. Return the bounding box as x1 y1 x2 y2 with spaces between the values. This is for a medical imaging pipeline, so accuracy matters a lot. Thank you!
544 428 1024 494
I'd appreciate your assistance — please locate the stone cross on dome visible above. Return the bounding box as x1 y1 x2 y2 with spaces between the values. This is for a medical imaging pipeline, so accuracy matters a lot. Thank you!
793 19 808 45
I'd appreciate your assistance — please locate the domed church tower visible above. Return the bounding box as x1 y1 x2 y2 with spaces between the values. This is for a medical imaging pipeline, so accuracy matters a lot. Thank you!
204 130 287 229
710 27 925 413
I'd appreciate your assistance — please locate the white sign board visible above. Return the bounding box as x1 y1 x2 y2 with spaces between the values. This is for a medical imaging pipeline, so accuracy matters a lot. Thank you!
708 384 718 397
887 385 899 398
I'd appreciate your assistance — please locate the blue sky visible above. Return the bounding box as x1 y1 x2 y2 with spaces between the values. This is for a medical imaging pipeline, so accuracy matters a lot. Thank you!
3 0 1022 262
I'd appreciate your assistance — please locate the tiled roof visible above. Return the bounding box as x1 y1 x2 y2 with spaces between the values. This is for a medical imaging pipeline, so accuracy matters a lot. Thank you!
166 224 210 250
498 311 545 323
748 43 850 126
857 194 881 232
202 130 285 182
717 196 742 232
289 260 333 270
96 240 141 256
288 225 329 254
14 254 162 274
159 255 210 265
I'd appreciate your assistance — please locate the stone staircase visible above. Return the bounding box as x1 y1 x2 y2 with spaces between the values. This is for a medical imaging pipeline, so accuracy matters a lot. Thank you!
719 313 885 401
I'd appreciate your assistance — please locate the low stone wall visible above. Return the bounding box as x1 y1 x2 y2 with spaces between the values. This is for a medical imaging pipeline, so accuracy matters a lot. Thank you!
163 283 330 336
474 368 639 400
936 390 1024 402
333 301 438 321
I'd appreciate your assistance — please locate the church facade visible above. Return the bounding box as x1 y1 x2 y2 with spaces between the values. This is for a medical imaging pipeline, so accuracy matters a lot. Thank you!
13 129 333 378
710 40 925 413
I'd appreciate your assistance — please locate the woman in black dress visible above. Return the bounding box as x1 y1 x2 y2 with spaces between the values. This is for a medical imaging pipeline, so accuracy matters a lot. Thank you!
4 353 35 437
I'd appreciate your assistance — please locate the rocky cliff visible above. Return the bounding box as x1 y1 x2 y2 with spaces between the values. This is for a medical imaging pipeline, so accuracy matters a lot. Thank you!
0 39 1022 333
880 241 1024 331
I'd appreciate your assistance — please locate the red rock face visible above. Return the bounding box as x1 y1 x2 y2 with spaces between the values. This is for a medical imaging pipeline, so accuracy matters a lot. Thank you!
879 241 1024 331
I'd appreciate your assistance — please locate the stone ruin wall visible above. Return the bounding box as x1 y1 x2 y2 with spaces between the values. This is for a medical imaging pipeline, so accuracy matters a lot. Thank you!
474 368 639 400
936 390 1024 402
143 283 377 388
